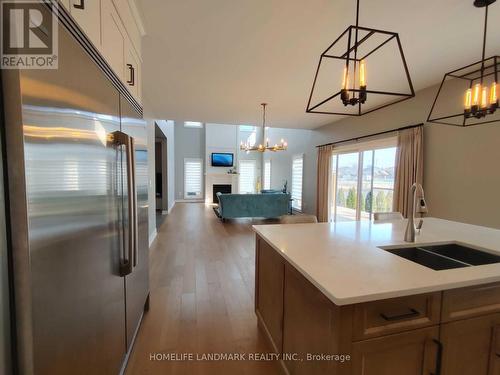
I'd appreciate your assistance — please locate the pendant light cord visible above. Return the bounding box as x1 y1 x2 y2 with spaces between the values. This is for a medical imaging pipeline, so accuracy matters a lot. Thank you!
261 103 266 146
355 0 360 28
262 103 266 129
480 4 488 83
353 0 360 93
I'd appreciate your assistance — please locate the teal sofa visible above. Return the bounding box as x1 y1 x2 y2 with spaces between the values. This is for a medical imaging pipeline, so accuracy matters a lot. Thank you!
215 192 290 220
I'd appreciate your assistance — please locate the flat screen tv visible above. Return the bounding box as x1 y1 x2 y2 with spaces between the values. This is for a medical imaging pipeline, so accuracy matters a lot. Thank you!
211 153 234 167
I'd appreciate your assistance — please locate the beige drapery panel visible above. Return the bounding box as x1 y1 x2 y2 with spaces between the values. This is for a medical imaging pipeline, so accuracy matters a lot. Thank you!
393 126 424 218
316 144 333 222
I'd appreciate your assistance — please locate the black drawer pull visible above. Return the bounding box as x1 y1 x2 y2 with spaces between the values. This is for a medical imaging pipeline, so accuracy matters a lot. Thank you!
126 64 135 86
380 308 421 321
430 339 443 375
73 0 85 9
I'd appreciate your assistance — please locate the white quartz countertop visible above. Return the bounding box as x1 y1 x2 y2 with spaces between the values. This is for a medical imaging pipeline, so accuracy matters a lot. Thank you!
252 218 500 306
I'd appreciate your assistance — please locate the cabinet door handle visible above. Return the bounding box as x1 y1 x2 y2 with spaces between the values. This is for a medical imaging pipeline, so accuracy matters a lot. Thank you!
73 0 85 10
380 308 421 321
127 64 135 86
429 339 443 375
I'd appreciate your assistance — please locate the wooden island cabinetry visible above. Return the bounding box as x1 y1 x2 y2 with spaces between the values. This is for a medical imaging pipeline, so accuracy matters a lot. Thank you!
255 234 500 375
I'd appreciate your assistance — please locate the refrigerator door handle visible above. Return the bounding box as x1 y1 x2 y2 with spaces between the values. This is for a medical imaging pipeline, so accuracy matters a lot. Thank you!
112 131 134 276
130 136 139 268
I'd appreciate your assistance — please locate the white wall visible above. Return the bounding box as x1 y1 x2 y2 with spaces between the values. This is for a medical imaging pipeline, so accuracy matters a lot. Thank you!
237 125 263 189
264 127 316 214
155 120 175 212
145 104 176 243
206 123 239 174
174 122 205 200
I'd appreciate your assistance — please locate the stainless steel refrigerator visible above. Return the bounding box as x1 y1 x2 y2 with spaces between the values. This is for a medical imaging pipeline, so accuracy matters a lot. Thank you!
1 6 149 374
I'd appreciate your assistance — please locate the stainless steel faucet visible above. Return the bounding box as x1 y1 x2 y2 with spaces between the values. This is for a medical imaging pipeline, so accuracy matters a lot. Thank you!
404 183 428 242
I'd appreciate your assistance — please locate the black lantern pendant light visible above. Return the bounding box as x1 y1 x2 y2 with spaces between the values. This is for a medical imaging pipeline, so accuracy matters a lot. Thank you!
428 0 499 127
306 0 415 116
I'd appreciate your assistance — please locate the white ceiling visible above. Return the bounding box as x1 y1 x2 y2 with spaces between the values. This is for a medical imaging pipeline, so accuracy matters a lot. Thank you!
136 0 500 129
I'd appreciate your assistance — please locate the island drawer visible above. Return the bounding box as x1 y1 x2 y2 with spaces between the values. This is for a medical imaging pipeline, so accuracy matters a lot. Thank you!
352 292 441 341
442 282 500 322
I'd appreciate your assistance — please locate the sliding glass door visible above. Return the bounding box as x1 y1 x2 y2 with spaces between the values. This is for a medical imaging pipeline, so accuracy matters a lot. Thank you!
330 141 397 222
334 152 359 221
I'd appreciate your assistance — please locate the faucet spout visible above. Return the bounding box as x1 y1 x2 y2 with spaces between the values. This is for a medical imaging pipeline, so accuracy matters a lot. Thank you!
404 183 428 242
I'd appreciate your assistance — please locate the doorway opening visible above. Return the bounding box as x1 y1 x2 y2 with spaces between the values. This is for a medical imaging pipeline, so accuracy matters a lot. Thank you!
155 123 168 229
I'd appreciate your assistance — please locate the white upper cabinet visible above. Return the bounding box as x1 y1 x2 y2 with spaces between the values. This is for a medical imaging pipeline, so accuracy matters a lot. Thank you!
63 0 144 104
124 41 141 102
101 0 125 81
111 0 142 55
69 0 102 48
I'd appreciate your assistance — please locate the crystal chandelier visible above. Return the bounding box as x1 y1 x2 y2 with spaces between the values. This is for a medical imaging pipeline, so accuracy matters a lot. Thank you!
240 103 288 153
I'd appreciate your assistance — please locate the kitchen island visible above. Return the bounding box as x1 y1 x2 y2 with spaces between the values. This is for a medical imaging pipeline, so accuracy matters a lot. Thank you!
253 218 500 375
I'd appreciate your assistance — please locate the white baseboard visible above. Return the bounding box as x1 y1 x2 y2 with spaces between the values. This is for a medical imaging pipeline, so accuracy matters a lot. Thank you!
158 202 175 215
148 229 157 247
175 199 204 203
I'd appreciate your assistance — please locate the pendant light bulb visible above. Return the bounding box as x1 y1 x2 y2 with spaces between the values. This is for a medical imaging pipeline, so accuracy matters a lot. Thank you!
490 82 498 105
359 60 366 87
464 88 472 110
481 86 489 108
472 83 481 106
342 66 349 89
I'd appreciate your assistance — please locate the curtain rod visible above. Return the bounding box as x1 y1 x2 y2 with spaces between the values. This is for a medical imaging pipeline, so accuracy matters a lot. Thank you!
316 123 424 148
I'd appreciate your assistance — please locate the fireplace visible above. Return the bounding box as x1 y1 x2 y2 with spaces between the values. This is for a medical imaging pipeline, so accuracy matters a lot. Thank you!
213 184 232 204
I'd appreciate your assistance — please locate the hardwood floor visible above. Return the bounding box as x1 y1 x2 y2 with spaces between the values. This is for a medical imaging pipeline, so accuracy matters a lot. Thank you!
126 203 282 375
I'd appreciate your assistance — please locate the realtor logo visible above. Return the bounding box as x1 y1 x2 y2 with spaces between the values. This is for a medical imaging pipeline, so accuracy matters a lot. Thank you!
1 1 58 69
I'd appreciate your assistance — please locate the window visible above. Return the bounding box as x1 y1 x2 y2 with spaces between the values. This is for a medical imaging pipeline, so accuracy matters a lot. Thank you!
330 137 397 222
239 160 256 194
263 159 271 190
184 121 203 128
239 125 256 132
184 158 203 199
239 125 257 148
291 154 304 211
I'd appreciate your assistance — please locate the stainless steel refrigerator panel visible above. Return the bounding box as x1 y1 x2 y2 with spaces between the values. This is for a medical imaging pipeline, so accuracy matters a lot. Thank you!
0 119 12 375
120 96 149 349
19 24 126 375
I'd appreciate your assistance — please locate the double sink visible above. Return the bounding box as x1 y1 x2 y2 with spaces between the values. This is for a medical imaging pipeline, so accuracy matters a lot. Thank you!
380 242 500 270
